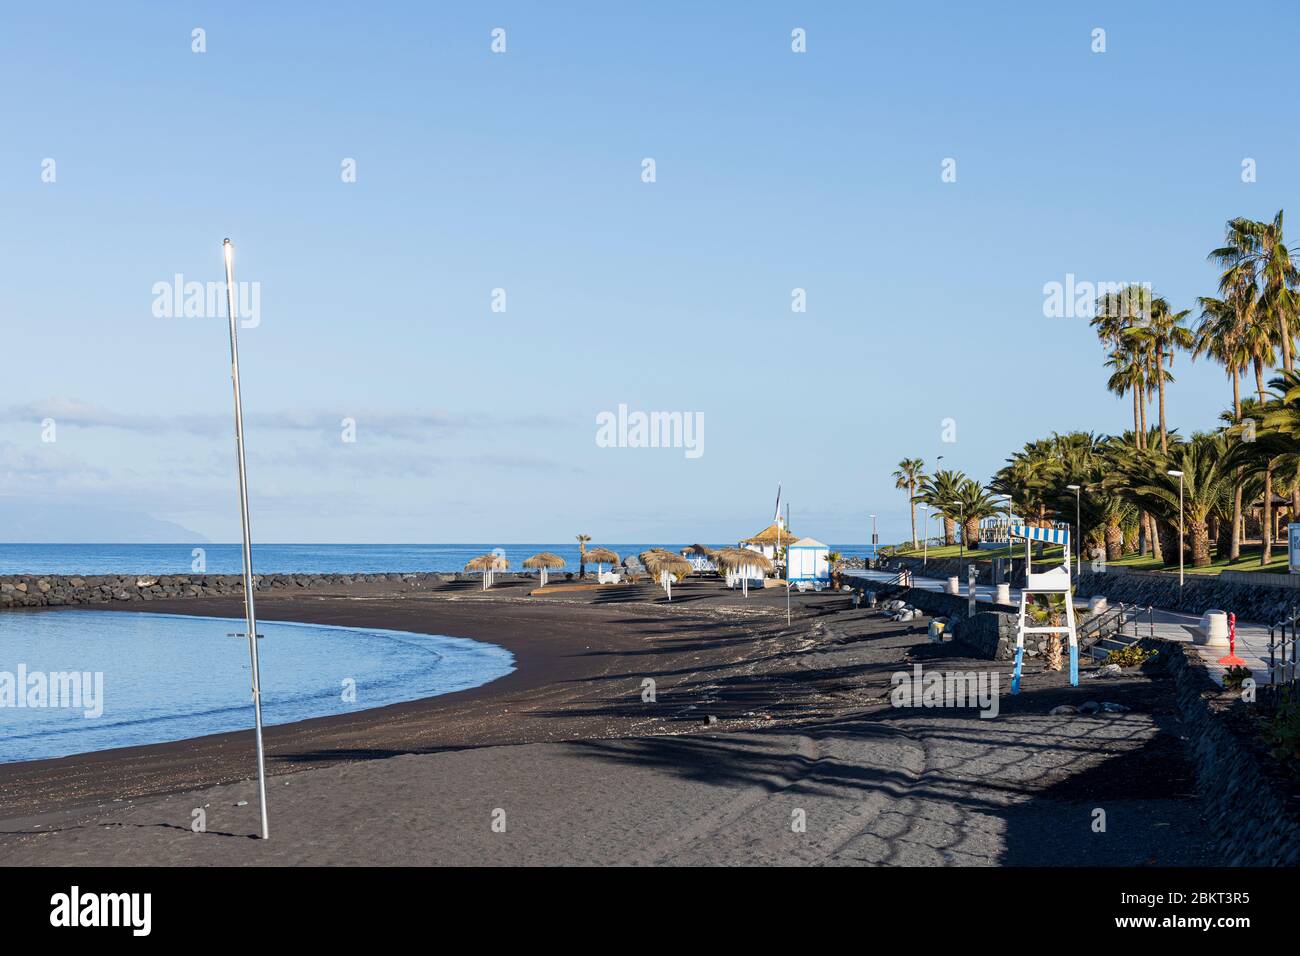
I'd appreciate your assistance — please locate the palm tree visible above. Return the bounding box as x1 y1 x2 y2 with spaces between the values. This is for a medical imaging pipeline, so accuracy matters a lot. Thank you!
1106 343 1149 449
1196 295 1251 559
915 470 965 545
954 479 1000 546
1123 295 1192 455
1109 434 1236 567
1212 212 1299 371
892 458 926 549
575 533 591 579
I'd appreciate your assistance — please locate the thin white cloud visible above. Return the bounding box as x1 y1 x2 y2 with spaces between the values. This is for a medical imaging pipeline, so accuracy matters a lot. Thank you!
6 399 564 441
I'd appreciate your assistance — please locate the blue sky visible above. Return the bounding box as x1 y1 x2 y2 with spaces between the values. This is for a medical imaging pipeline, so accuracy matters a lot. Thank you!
2 1 1297 544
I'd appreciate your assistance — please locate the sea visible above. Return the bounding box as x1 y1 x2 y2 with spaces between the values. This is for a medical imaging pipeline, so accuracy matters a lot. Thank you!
0 543 879 576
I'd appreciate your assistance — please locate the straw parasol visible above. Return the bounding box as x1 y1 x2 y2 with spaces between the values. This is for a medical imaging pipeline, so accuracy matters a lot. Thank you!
714 547 772 597
523 551 565 588
642 550 692 601
465 552 509 591
584 547 620 577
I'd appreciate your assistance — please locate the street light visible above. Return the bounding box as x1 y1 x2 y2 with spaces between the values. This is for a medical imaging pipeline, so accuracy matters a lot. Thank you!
1167 470 1184 587
870 513 878 553
1066 484 1081 573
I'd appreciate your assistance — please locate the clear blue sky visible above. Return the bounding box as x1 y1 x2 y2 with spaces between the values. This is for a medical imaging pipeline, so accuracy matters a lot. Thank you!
2 1 1297 543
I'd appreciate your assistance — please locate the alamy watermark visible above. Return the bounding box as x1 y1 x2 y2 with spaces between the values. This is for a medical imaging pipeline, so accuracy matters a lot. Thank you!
595 404 704 459
1042 275 1151 321
1 664 104 718
890 664 999 719
152 273 261 328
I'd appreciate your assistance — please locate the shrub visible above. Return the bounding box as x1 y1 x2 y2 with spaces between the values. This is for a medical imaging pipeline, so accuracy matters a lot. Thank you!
1222 665 1252 691
1104 644 1158 668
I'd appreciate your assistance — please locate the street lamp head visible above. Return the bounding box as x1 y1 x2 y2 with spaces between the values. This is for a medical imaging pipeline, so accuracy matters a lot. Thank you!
1166 470 1184 477
1066 484 1081 490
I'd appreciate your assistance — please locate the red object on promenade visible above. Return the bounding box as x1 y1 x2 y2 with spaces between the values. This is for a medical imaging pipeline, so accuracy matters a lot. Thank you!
1218 611 1247 667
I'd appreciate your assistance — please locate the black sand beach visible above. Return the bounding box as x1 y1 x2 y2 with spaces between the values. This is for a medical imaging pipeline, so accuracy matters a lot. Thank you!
0 580 1213 865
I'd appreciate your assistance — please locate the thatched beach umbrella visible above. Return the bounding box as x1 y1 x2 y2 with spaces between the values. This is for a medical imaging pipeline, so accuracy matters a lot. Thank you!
715 547 773 597
523 552 565 588
681 543 715 573
584 546 620 578
465 552 509 591
642 550 692 601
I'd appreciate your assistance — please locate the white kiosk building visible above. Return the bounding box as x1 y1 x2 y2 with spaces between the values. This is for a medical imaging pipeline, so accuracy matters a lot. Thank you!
786 537 830 588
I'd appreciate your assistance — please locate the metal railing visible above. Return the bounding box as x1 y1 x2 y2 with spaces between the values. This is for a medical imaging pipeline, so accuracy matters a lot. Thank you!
1077 602 1150 650
1267 607 1299 689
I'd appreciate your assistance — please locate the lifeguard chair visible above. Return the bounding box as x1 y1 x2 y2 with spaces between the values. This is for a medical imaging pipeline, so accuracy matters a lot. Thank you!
1009 524 1077 693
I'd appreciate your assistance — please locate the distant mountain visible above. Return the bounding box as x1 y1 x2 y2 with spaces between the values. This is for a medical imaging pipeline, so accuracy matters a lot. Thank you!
0 498 208 543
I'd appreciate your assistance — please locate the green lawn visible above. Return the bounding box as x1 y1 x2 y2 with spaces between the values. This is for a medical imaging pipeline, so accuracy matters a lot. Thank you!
1106 547 1290 575
892 542 1290 576
893 543 1065 563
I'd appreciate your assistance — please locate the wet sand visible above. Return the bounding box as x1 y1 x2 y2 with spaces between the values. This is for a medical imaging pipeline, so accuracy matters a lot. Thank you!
0 579 1214 865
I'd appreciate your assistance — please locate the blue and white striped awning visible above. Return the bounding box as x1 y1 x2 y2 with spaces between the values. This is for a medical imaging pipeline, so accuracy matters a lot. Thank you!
1010 525 1069 545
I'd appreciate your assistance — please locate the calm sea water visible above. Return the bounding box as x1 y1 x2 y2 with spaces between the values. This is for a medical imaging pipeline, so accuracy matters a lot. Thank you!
0 610 515 763
0 543 878 576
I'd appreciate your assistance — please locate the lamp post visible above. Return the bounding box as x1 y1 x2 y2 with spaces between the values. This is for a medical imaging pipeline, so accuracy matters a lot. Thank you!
922 505 929 566
870 513 878 555
1066 484 1081 573
1167 469 1185 587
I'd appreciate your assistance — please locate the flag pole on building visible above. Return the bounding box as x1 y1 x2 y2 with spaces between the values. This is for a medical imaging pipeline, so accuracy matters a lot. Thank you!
223 238 270 840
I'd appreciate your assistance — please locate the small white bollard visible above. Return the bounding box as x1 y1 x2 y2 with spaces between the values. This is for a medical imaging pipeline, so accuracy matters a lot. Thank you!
996 583 1011 604
1088 596 1108 614
946 576 960 595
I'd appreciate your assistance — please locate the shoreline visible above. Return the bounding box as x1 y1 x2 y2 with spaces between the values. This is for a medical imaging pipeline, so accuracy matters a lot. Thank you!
0 579 818 821
0 578 1221 865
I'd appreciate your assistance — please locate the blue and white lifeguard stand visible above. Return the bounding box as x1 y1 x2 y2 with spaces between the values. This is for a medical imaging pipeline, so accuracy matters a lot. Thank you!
1010 524 1078 693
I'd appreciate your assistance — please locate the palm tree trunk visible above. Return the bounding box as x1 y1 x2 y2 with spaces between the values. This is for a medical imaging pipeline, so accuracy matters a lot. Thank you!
1191 518 1211 568
942 517 955 547
1157 345 1168 454
1229 368 1243 560
909 483 918 549
1231 483 1243 560
1263 470 1274 564
1281 309 1294 372
1105 520 1123 562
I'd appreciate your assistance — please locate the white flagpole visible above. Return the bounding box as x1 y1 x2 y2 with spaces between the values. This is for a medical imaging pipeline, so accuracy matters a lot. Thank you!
223 239 269 841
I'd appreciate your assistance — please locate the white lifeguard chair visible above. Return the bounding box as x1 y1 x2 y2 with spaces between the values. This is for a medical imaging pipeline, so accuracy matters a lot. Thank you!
1009 524 1078 692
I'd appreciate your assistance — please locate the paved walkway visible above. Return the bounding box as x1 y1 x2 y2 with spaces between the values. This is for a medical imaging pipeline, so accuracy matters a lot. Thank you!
846 569 1288 687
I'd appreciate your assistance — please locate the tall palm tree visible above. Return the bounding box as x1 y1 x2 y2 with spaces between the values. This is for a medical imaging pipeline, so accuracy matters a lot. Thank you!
892 458 926 549
1123 295 1193 455
1213 212 1299 371
1196 295 1251 559
1105 343 1148 449
915 470 965 546
575 533 591 579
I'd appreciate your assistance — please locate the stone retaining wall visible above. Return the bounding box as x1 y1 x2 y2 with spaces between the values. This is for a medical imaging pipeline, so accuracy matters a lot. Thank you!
0 571 548 609
1158 641 1300 866
864 583 1018 660
1076 570 1299 623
